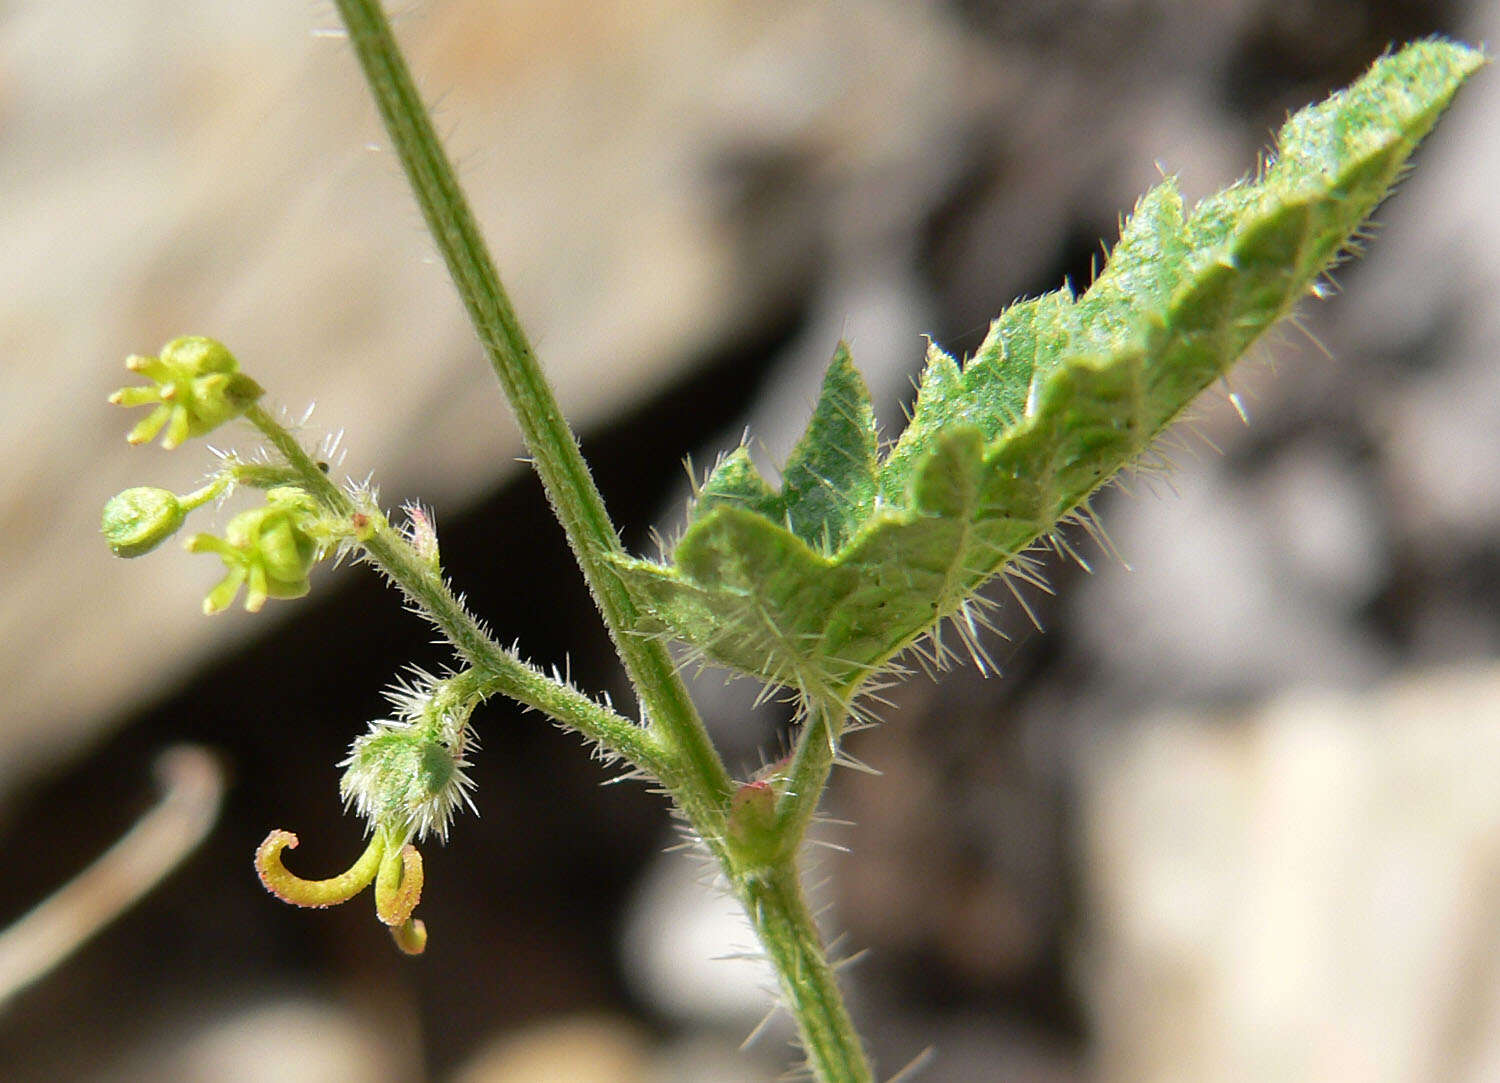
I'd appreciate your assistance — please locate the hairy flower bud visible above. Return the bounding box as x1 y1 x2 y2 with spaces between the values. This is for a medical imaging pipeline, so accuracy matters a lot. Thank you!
725 777 781 862
340 719 476 844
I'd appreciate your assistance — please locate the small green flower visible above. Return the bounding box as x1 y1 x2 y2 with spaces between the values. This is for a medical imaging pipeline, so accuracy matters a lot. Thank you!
109 336 264 449
186 487 327 613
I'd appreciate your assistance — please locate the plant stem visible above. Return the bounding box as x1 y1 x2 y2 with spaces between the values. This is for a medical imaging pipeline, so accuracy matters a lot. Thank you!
329 0 730 816
245 404 666 779
325 4 870 1078
736 863 874 1083
775 697 846 850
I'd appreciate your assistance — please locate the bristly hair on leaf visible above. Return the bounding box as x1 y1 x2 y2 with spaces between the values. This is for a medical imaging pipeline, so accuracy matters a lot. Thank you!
609 39 1487 710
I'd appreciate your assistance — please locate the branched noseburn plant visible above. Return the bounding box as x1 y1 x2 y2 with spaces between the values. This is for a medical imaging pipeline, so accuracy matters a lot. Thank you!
101 4 1482 1078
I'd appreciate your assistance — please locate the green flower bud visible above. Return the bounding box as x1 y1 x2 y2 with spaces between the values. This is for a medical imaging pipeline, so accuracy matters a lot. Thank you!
726 778 781 864
109 336 264 449
725 755 792 865
102 486 187 557
186 487 327 613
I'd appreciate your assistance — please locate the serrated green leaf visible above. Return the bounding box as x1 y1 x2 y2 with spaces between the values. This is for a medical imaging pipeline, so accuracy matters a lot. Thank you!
614 39 1486 701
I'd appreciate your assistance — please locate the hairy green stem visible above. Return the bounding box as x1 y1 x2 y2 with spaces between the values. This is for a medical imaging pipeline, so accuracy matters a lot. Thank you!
322 4 868 1076
243 404 354 512
244 405 666 778
329 0 730 815
775 698 845 852
736 864 874 1083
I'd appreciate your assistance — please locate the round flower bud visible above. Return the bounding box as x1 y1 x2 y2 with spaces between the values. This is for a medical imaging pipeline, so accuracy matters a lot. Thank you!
102 486 186 557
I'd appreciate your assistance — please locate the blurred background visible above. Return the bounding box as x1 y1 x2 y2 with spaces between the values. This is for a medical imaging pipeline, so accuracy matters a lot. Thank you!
2 0 1497 1079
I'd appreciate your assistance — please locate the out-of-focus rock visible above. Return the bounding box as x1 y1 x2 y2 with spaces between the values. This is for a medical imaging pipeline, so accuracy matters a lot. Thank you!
451 1015 654 1083
1080 665 1500 1083
453 1014 779 1083
105 997 414 1083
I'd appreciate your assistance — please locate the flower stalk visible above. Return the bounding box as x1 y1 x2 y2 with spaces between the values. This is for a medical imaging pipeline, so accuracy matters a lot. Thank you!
327 0 732 823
